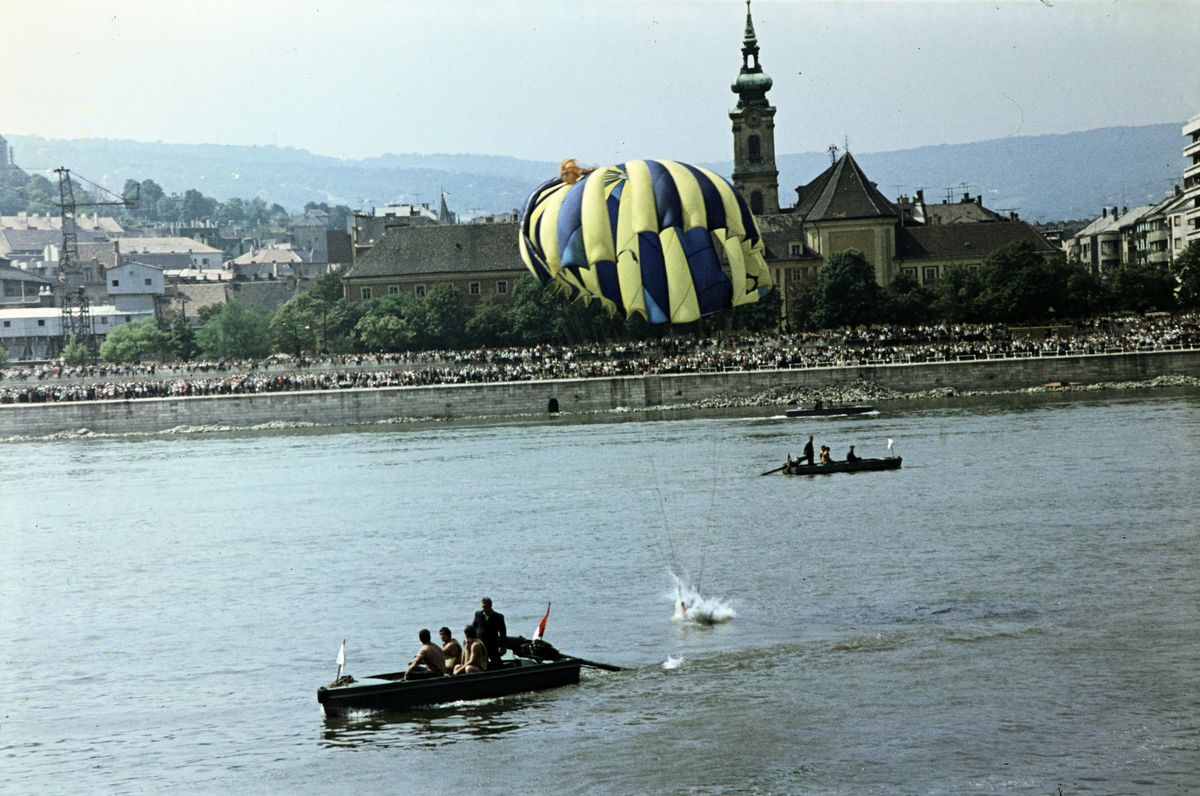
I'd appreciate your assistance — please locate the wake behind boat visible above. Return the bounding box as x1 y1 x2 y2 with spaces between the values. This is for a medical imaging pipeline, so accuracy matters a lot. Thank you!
785 405 876 418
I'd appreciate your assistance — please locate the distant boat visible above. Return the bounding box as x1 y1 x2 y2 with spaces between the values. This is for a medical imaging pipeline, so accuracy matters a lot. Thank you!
780 456 902 475
785 405 875 418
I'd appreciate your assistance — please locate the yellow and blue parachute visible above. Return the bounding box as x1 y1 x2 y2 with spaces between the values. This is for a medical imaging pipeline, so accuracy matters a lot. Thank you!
519 160 774 324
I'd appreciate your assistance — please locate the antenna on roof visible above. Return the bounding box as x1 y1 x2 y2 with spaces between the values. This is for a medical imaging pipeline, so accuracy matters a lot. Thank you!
843 134 850 153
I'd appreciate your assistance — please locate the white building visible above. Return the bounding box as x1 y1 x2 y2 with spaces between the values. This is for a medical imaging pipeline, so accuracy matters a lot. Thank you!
117 236 224 270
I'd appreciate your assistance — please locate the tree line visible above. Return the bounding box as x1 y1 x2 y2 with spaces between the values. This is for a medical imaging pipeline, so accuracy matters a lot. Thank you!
791 241 1200 330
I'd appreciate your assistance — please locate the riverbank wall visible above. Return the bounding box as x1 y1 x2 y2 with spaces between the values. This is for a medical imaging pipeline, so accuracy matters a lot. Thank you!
3 350 1198 438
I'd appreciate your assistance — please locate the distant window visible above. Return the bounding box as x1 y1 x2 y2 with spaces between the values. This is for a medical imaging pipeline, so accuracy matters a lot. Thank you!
923 266 938 283
747 135 762 163
111 279 120 287
902 267 917 279
789 269 803 282
101 317 108 324
750 191 763 215
414 284 426 297
789 242 802 257
144 278 152 286
497 280 508 295
2 320 9 328
469 281 480 295
967 264 979 273
388 285 399 295
37 319 45 326
360 287 372 300
125 315 132 322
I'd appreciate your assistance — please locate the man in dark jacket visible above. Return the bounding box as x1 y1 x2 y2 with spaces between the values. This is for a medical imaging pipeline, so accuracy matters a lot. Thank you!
473 597 507 667
803 435 815 465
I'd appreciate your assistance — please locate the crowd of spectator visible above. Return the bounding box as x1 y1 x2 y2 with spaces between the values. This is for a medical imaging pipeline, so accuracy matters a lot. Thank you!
2 314 1197 405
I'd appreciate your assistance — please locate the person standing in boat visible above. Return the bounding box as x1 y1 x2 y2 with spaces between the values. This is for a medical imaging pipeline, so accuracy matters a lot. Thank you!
403 628 448 680
473 597 508 667
453 624 488 675
803 435 815 466
439 626 463 672
846 446 860 463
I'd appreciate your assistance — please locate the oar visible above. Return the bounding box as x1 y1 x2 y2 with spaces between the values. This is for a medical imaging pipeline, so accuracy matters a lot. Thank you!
760 464 787 476
570 656 623 672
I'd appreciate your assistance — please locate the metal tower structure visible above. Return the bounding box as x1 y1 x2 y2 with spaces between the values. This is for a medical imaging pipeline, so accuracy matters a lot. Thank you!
54 168 137 360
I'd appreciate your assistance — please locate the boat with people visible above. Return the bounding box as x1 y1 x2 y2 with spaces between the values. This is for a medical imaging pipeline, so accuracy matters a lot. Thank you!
779 456 902 475
785 404 876 418
317 636 615 716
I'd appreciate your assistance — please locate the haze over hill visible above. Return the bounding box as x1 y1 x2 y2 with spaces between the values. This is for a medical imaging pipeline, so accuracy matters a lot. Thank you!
8 123 1186 224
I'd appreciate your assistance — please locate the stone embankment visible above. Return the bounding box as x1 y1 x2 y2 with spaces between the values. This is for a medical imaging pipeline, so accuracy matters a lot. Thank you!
2 350 1198 440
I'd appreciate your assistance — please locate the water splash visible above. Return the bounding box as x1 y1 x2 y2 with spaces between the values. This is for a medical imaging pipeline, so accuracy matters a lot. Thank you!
662 656 684 670
668 571 735 625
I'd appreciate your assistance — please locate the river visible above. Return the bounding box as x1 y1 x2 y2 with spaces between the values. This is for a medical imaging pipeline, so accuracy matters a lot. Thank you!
2 391 1198 794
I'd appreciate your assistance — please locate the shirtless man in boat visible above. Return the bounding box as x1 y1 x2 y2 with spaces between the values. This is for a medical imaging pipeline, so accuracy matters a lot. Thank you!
439 626 463 671
453 624 489 675
403 628 448 680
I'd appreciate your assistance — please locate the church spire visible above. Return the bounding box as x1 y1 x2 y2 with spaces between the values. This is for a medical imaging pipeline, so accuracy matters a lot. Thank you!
729 0 779 214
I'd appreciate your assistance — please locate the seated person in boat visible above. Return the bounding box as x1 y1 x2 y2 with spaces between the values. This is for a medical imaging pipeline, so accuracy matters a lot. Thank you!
819 445 832 465
453 624 489 675
439 626 463 671
403 628 448 680
846 446 860 463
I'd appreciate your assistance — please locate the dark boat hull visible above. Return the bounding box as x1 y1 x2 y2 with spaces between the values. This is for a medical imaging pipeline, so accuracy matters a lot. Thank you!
317 658 583 715
782 456 902 475
785 406 875 418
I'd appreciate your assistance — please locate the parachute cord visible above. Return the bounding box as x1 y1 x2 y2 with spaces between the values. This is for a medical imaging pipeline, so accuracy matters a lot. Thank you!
695 434 722 594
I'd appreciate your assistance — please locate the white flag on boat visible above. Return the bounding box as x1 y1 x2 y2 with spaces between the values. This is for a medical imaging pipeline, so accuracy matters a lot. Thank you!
887 438 894 451
336 640 345 668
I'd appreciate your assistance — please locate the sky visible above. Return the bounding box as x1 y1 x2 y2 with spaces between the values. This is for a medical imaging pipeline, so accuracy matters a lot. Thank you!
3 0 1198 164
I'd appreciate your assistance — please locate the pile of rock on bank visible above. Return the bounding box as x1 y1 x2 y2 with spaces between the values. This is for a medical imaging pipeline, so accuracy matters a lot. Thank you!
651 375 1200 413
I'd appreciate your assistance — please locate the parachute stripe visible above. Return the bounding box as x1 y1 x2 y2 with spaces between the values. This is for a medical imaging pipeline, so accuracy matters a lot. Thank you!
646 160 683 230
683 163 728 234
661 227 701 323
638 230 669 320
660 160 706 231
581 166 618 266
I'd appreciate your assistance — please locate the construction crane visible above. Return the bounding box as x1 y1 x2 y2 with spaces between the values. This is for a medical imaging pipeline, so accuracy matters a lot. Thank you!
55 168 138 360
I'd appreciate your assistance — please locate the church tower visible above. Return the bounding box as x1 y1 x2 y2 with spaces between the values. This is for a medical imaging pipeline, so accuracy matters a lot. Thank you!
729 1 779 215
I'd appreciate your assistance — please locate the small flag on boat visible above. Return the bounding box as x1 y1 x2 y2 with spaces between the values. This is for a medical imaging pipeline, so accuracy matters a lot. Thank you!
533 602 551 640
887 438 894 451
337 640 345 668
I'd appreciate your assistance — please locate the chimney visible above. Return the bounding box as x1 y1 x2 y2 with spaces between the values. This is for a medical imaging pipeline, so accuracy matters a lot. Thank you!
916 189 924 203
1102 208 1107 218
1112 206 1119 218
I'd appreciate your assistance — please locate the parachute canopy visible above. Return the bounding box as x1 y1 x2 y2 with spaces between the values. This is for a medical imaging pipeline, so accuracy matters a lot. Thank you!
519 160 774 324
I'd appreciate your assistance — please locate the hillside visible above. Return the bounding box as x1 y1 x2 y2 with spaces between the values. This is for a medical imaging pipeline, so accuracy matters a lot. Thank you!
6 123 1187 222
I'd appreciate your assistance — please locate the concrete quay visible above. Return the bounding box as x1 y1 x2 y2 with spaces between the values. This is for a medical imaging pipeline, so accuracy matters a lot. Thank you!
2 349 1198 438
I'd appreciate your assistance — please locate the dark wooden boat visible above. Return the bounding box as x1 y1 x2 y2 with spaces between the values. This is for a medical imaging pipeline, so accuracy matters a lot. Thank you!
782 456 901 475
785 405 876 418
318 657 583 716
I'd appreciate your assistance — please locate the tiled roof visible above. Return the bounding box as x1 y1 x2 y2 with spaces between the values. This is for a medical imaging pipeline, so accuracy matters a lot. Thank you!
923 201 1005 225
794 152 898 222
894 221 1056 261
0 262 53 284
0 227 109 254
118 236 223 255
346 222 523 279
231 247 303 265
755 213 821 260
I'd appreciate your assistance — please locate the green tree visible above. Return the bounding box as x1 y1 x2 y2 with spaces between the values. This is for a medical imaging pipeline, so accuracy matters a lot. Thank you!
355 313 413 352
180 188 218 222
166 314 198 361
100 319 169 363
976 243 1068 323
1062 265 1109 319
195 303 272 359
1172 242 1200 310
509 276 568 344
407 284 466 349
61 338 92 365
269 292 321 356
931 266 984 323
812 249 882 328
0 341 9 368
465 296 515 347
881 273 932 325
1107 261 1176 313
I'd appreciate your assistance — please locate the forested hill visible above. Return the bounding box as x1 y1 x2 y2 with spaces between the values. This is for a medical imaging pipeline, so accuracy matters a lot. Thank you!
7 122 1186 223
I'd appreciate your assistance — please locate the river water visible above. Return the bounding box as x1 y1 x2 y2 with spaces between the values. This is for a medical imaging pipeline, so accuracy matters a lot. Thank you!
2 392 1198 794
